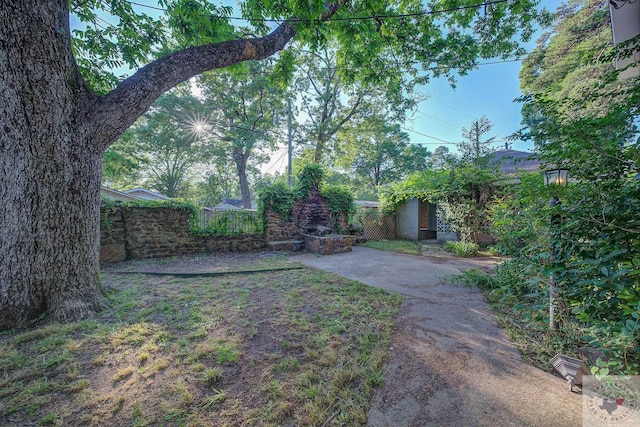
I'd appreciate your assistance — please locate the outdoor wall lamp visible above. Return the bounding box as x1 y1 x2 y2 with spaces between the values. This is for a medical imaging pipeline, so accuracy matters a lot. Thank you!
550 354 590 392
544 168 569 188
544 168 569 330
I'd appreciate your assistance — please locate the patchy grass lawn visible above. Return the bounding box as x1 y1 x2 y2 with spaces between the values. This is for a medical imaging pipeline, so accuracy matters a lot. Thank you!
360 239 421 256
0 254 402 427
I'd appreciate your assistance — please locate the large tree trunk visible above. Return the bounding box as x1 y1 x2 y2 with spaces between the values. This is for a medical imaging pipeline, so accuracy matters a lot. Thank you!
0 1 108 328
233 149 253 209
0 0 334 329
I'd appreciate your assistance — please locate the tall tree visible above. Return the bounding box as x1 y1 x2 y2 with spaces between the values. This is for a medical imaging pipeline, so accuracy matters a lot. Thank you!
120 88 213 197
337 114 429 190
197 60 285 208
517 0 636 146
294 47 366 163
459 116 496 166
101 131 144 189
0 0 545 328
194 166 240 207
429 145 455 169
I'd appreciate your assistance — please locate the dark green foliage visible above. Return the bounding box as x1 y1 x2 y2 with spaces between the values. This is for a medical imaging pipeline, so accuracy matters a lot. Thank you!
499 0 640 374
258 183 299 221
320 184 355 218
450 269 497 291
443 241 479 257
334 113 429 190
297 164 324 197
489 172 550 256
258 165 355 226
200 210 264 236
105 88 213 198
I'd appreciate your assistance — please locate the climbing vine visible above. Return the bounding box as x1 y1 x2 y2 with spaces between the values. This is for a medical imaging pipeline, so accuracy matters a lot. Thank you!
258 164 355 224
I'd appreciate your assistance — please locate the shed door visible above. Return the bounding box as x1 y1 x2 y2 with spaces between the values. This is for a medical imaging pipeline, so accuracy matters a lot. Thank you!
418 201 436 240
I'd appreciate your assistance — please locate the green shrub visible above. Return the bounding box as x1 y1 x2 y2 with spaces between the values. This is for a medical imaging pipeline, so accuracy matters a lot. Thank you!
258 183 298 220
258 165 356 228
201 210 264 235
449 269 496 290
320 184 355 230
298 163 324 197
443 241 479 257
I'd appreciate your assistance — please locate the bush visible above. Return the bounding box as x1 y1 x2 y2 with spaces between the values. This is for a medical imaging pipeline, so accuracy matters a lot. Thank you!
258 183 298 220
443 241 479 257
449 269 497 291
320 184 355 221
258 165 356 227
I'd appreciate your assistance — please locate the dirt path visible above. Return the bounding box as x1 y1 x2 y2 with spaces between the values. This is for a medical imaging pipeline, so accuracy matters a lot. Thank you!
293 246 582 427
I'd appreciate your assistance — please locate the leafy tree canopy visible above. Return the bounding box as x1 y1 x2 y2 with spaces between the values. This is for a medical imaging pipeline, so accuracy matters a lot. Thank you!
111 86 214 197
519 0 636 128
70 0 549 95
336 113 429 190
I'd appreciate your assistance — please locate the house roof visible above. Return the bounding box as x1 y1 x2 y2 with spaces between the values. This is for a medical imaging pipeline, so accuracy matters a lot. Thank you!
487 149 542 174
100 186 142 202
222 198 257 209
211 203 242 211
123 187 170 200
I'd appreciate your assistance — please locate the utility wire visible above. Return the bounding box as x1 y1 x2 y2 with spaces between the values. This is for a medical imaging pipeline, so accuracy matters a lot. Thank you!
126 0 512 23
429 98 477 118
262 147 288 174
412 110 464 130
401 127 457 144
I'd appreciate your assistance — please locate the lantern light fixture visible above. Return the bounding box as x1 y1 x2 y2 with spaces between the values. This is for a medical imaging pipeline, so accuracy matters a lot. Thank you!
544 168 569 187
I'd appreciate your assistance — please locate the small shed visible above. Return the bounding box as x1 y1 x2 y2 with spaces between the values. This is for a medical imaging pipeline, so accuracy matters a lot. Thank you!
396 199 438 241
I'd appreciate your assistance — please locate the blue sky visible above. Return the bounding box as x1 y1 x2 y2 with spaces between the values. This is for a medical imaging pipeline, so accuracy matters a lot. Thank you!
407 0 564 154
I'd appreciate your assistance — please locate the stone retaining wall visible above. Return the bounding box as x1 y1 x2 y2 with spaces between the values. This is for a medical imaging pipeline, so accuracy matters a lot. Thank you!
303 234 354 255
264 211 300 241
100 206 265 263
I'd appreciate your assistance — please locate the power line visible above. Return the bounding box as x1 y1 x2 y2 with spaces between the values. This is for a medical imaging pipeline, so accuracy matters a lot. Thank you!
262 147 288 174
129 1 165 12
125 0 512 24
428 97 477 119
401 127 457 145
412 110 464 130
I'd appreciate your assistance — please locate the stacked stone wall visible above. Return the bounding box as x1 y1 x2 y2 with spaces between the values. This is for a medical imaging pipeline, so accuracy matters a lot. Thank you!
99 206 265 263
291 190 332 232
100 208 127 263
264 211 300 241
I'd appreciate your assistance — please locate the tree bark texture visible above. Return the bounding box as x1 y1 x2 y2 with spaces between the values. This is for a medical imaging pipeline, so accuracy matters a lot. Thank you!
233 148 253 209
0 0 301 329
0 1 108 328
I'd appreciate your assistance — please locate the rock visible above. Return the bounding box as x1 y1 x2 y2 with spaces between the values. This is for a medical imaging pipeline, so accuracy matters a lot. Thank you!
316 225 332 236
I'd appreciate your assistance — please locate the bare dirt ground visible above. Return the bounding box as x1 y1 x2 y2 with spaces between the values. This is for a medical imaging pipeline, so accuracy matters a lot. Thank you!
294 246 583 427
94 247 585 426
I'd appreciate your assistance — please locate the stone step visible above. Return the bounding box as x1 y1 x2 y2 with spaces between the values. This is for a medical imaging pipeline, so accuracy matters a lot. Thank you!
267 240 305 252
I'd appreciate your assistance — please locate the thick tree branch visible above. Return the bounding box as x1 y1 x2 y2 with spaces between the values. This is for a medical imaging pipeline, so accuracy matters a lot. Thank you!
89 22 296 150
89 0 348 151
327 94 363 140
